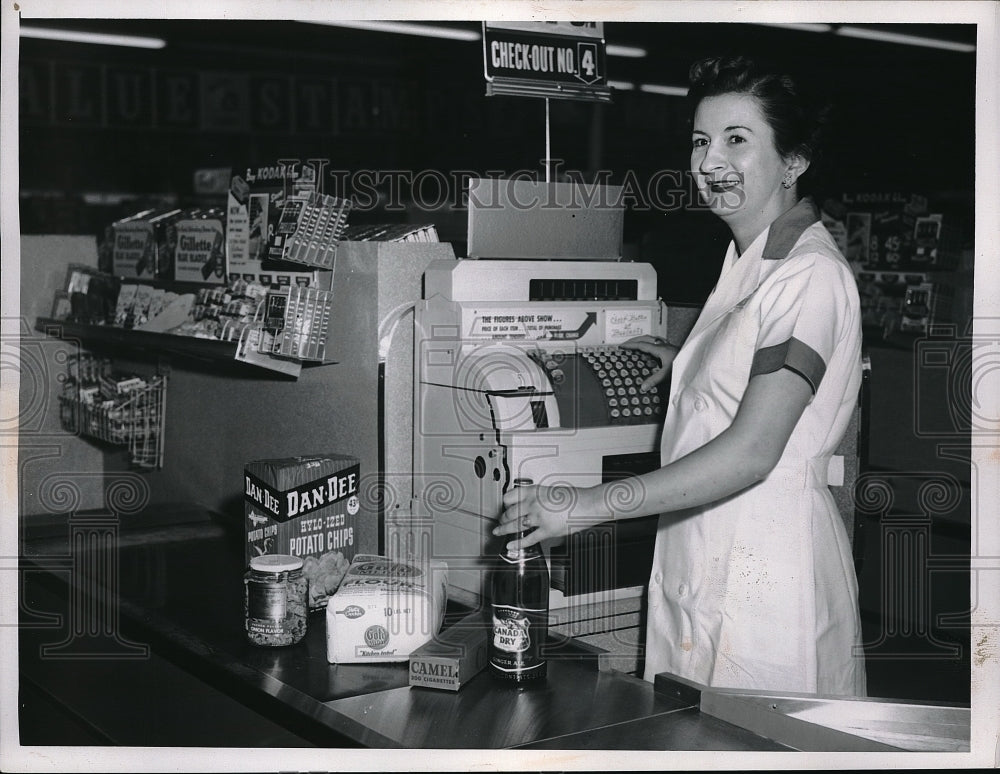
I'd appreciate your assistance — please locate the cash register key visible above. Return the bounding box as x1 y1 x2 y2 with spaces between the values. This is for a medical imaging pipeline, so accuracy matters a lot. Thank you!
602 378 612 388
621 408 631 418
613 377 623 387
617 387 627 397
609 397 619 407
605 387 616 397
551 369 565 384
610 408 621 419
644 406 654 416
642 395 651 405
631 396 641 406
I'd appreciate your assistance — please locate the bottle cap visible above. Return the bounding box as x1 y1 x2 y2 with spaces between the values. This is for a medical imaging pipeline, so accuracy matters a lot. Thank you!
249 554 303 573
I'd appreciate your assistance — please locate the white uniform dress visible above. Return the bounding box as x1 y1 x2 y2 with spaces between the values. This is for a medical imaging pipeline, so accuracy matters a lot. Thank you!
642 198 867 696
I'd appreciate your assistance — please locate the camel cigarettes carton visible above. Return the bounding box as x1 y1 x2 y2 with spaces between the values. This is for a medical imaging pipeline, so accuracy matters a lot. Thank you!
244 453 360 610
409 612 489 691
326 555 448 664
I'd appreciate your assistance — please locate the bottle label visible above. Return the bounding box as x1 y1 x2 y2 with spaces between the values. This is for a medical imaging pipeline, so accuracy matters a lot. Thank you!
492 607 532 654
490 603 546 675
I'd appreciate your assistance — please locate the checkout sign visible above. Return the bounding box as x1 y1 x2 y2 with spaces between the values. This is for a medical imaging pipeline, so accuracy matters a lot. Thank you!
483 21 610 102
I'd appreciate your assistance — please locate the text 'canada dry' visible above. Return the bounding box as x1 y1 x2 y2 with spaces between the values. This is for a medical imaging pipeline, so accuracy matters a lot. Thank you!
489 478 549 683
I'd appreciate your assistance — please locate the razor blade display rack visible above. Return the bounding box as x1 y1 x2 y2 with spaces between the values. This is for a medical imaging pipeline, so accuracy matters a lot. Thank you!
58 354 167 469
230 284 335 363
229 192 349 367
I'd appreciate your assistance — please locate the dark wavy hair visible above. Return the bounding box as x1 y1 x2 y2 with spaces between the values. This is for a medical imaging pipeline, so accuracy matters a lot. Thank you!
687 56 832 186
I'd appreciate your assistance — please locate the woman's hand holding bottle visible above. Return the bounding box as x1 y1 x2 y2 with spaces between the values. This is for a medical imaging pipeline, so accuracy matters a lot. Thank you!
493 482 608 550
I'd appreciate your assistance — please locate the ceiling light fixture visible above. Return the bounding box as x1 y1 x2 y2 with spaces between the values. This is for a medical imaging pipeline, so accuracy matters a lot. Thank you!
639 84 689 97
754 22 835 33
19 25 167 49
606 44 647 58
310 20 481 42
835 25 976 52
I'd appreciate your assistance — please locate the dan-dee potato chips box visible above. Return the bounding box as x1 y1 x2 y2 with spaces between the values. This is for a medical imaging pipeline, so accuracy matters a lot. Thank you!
326 555 448 664
244 453 360 610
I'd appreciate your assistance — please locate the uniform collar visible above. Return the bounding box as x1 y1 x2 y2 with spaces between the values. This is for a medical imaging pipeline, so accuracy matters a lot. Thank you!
681 198 820 349
761 197 821 261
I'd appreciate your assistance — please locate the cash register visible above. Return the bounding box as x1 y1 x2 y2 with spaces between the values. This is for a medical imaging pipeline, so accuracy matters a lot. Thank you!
412 177 680 632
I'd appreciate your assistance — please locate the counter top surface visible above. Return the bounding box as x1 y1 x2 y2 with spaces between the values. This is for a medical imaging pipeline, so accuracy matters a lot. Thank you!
19 510 787 750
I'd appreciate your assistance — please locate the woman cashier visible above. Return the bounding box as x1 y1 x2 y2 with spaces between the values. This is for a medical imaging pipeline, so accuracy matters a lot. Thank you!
494 55 867 696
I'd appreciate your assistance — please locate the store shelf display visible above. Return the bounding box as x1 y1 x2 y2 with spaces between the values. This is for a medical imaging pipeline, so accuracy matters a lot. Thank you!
58 354 166 469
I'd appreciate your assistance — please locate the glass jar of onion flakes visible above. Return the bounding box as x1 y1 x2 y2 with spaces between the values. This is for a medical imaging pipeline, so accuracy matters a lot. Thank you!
244 554 308 646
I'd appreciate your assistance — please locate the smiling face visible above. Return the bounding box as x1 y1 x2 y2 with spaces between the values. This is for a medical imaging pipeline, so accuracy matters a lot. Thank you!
691 93 805 249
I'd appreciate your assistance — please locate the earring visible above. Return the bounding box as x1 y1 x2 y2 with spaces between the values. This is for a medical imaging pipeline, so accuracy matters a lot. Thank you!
782 171 794 189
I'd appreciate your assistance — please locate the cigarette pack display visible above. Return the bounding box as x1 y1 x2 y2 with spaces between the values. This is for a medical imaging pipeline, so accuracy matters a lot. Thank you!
269 191 351 269
409 612 489 691
270 285 334 361
326 555 448 664
244 453 361 610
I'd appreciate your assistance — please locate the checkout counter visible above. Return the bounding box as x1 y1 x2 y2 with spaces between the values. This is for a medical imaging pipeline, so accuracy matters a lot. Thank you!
19 507 968 752
18 180 972 759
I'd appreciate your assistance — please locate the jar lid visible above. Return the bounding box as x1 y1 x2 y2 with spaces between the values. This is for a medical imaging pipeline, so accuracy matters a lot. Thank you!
249 554 303 573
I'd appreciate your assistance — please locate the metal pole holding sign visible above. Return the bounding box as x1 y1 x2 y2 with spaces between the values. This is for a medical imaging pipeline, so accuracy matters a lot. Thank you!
545 98 551 183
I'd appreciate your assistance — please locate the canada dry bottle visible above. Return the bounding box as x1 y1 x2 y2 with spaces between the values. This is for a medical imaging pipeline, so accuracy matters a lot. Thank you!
489 478 550 683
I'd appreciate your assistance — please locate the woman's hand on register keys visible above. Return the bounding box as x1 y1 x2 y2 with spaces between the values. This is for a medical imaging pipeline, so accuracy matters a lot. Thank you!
620 336 680 392
493 483 609 550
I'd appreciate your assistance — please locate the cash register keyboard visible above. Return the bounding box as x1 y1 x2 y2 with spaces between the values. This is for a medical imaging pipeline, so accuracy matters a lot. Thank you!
528 346 665 428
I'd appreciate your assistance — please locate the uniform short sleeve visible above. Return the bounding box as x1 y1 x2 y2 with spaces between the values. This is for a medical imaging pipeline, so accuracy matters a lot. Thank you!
749 253 853 393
